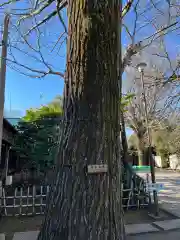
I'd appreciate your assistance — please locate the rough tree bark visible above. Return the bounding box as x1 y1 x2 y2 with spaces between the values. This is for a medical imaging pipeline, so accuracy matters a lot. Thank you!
38 0 125 239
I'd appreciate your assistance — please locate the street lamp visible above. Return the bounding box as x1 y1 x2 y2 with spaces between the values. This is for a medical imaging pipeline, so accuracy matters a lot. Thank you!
137 62 147 73
136 62 159 216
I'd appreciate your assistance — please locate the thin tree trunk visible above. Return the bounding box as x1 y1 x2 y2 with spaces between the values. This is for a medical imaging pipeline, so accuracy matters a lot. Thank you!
120 110 134 189
118 47 134 188
120 110 128 160
137 135 145 166
38 1 125 239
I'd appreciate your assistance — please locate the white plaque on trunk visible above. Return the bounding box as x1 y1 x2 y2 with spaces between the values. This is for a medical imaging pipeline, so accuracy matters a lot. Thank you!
87 164 108 174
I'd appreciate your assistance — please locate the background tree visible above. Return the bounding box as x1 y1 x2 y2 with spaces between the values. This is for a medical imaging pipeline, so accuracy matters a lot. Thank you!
168 127 180 158
127 118 180 167
14 96 63 173
160 117 180 159
121 0 180 166
123 44 180 165
121 1 180 166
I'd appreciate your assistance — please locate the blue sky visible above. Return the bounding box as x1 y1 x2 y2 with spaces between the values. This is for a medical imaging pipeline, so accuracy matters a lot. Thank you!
5 67 64 116
2 1 179 128
3 2 66 117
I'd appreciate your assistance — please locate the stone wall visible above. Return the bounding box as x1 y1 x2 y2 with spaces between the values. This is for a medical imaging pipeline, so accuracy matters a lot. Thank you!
154 154 180 170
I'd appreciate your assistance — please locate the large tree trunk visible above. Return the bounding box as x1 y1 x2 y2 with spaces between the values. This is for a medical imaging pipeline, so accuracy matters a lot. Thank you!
38 1 125 239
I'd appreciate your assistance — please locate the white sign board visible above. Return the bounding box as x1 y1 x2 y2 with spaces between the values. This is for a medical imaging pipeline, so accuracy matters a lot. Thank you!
87 164 108 174
147 183 164 192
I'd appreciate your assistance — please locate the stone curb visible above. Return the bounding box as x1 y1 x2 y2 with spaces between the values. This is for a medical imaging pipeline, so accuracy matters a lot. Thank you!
125 218 180 236
125 223 159 235
153 219 180 231
159 203 180 218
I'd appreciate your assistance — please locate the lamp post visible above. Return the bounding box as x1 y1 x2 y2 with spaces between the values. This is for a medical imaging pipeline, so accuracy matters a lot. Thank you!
137 62 159 216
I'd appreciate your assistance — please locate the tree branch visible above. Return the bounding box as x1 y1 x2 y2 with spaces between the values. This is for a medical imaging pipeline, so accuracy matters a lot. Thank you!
122 23 133 42
122 0 134 18
51 31 66 52
9 19 66 79
17 0 54 25
0 0 21 7
25 10 57 36
122 21 179 72
6 58 65 78
122 42 142 72
56 0 67 33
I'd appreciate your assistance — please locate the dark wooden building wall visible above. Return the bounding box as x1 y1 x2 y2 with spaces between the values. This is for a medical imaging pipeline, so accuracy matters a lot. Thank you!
0 119 18 171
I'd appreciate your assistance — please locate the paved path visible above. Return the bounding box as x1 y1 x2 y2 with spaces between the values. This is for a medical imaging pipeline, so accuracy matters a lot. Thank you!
9 227 180 240
155 169 180 217
0 229 178 240
127 229 180 240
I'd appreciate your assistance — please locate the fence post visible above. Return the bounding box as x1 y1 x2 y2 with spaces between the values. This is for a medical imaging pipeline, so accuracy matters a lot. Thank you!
0 181 2 207
32 185 35 215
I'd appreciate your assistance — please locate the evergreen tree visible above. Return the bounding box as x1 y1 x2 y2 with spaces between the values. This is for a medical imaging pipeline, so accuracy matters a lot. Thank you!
14 98 63 172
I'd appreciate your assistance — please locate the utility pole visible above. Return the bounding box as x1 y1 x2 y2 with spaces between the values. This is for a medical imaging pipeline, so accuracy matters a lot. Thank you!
0 14 10 164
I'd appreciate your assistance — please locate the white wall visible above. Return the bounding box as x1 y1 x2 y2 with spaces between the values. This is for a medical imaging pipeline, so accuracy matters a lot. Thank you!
169 154 180 170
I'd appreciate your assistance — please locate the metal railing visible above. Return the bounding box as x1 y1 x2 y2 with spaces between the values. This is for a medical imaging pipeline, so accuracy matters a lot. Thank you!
122 176 150 209
0 180 150 217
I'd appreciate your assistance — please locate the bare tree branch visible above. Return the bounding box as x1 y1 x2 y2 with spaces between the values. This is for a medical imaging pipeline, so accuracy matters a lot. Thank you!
143 21 178 45
25 10 57 36
51 31 66 52
8 20 65 78
56 0 67 33
6 57 65 78
122 0 134 18
122 23 133 42
131 0 140 44
150 0 165 16
122 21 179 72
122 42 142 72
1 0 179 83
0 0 21 7
17 0 54 25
